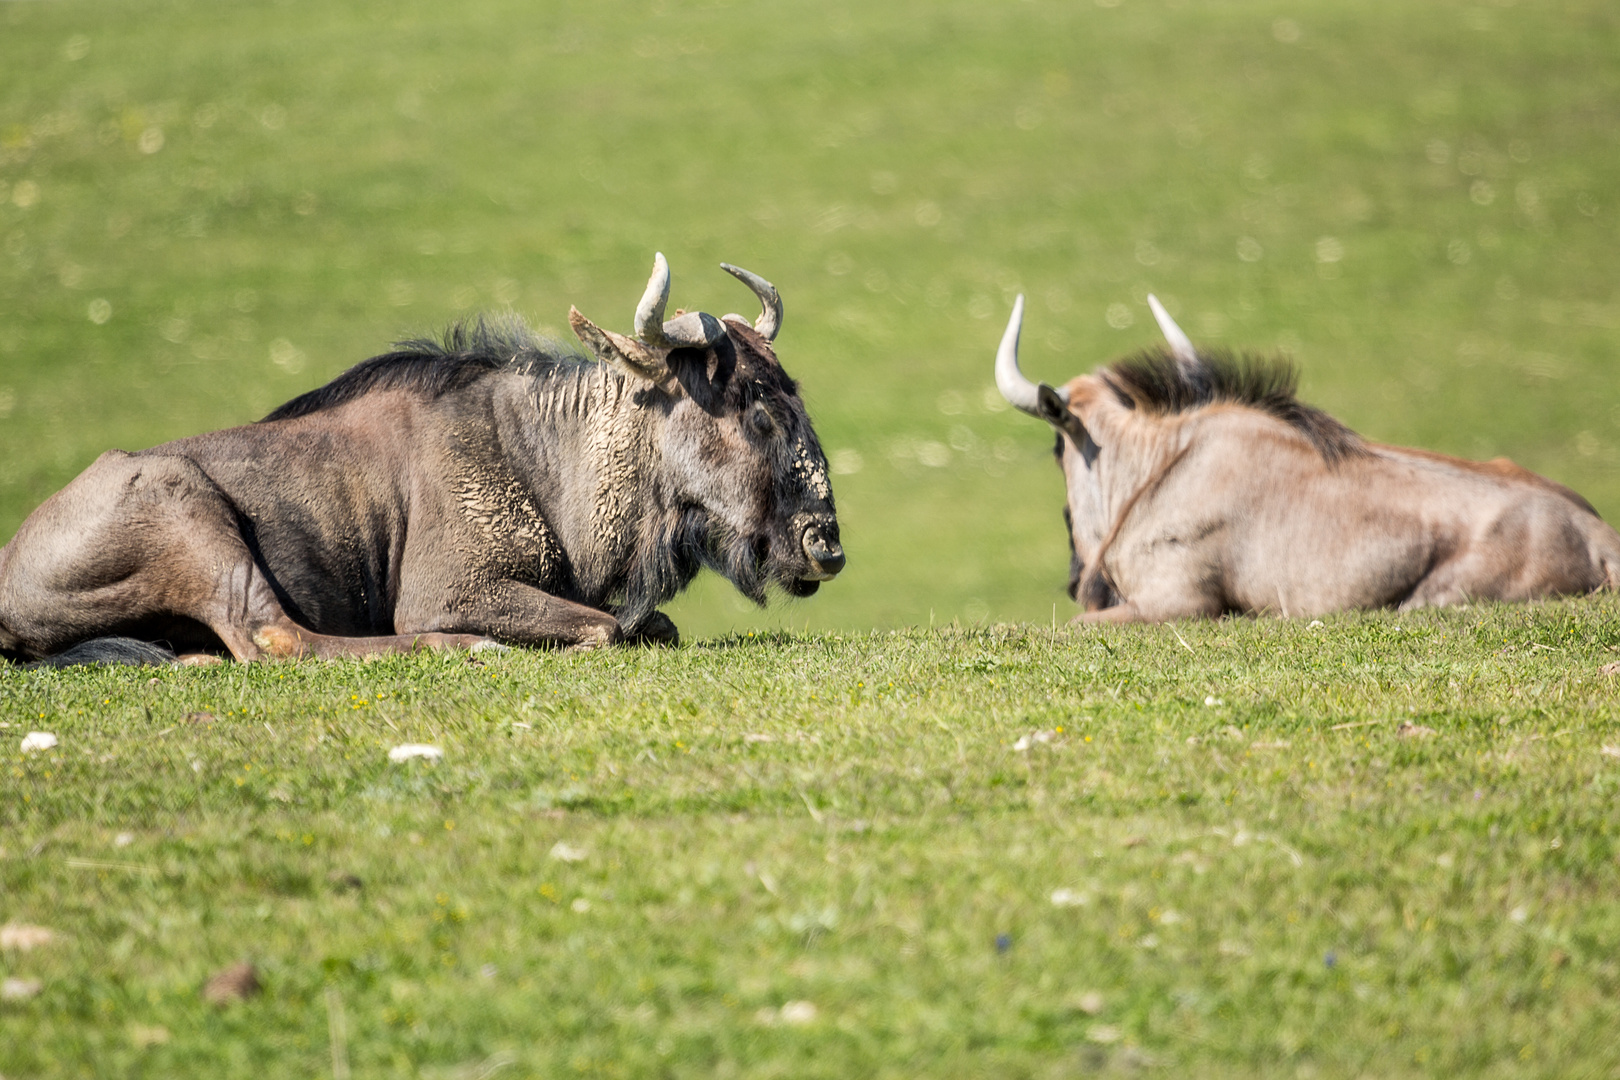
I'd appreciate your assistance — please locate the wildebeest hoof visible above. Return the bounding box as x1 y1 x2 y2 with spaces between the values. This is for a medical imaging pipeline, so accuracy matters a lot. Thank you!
567 623 621 652
628 611 680 647
252 624 307 658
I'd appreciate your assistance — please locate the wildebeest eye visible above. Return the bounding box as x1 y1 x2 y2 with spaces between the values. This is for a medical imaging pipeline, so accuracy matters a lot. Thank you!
749 404 775 436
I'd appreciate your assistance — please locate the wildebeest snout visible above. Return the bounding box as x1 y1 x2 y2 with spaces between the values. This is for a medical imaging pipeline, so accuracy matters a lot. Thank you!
800 521 845 580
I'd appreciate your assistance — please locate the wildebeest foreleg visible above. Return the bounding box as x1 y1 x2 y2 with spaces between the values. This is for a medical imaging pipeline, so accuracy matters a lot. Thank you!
1074 602 1145 625
1072 587 1225 625
246 622 493 661
403 579 626 649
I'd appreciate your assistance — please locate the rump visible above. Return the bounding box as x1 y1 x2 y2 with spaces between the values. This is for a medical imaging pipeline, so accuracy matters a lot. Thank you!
1591 516 1620 591
1403 492 1620 608
0 450 254 657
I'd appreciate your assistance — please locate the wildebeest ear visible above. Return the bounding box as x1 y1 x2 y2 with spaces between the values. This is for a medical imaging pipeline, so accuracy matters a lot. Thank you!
569 307 671 384
1037 382 1090 445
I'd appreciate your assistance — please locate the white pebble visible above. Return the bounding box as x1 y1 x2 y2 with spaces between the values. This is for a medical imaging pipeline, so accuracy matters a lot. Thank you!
779 1000 818 1025
549 842 588 863
1 977 42 1001
20 732 57 754
387 743 442 763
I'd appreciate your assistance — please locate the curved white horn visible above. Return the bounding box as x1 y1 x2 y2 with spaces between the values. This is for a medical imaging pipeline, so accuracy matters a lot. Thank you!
1147 294 1198 368
634 252 673 345
720 263 782 341
996 295 1070 419
632 252 726 349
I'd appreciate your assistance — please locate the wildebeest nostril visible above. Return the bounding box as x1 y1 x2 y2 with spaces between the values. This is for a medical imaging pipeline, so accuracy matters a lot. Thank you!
813 543 845 576
801 528 845 579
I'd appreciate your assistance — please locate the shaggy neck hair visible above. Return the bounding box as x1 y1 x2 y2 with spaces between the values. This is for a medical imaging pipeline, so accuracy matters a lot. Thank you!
262 315 581 422
1102 344 1365 464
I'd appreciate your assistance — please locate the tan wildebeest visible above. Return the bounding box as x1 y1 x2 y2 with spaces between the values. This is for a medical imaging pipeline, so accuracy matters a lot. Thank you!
995 294 1620 623
0 255 844 665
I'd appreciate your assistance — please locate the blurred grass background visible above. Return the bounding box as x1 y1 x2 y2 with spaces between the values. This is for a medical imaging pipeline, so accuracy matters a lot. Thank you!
1 0 1617 637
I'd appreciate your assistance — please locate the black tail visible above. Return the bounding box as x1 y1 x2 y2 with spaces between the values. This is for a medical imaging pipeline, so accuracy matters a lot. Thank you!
20 637 178 669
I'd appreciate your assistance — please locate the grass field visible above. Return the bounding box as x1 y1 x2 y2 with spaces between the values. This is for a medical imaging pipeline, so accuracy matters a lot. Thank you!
3 604 1620 1077
5 0 1620 1076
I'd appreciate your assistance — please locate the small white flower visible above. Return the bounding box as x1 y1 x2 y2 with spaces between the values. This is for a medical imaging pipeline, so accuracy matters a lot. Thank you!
1088 1024 1123 1044
570 897 591 913
743 733 776 744
387 743 442 763
20 731 57 754
1509 905 1529 923
1013 735 1032 752
1600 745 1620 759
1050 888 1090 908
549 842 588 863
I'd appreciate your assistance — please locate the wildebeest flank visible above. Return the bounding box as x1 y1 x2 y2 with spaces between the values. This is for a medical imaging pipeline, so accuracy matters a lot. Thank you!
995 294 1620 623
0 255 844 663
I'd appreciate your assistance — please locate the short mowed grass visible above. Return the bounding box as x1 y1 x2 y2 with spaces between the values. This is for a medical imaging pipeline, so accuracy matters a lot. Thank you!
6 0 1620 1076
5 602 1620 1078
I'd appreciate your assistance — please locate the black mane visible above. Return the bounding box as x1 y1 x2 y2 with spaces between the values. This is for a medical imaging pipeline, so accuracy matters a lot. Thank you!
1103 344 1365 463
263 314 584 422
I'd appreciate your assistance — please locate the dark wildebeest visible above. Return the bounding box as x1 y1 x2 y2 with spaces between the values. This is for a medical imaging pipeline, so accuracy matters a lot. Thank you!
994 293 1620 623
0 254 844 664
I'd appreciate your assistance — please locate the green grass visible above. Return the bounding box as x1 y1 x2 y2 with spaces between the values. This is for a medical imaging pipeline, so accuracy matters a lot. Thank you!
4 603 1620 1077
6 1 1620 1076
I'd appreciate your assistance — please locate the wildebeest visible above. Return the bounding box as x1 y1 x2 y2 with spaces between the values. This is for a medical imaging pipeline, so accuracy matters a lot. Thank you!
995 293 1620 623
0 254 844 664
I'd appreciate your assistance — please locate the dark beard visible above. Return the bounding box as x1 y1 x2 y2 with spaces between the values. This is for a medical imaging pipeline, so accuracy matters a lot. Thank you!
616 507 807 632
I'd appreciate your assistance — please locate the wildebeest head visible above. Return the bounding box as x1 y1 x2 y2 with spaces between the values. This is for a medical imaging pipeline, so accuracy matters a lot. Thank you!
569 254 844 604
994 295 1116 607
